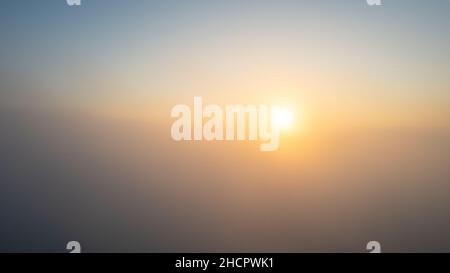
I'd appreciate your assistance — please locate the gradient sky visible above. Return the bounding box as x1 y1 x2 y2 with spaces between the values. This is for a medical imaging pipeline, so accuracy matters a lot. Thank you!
0 0 450 253
1 0 449 127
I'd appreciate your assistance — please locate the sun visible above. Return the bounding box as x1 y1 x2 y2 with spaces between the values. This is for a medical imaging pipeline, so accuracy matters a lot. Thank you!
273 107 294 129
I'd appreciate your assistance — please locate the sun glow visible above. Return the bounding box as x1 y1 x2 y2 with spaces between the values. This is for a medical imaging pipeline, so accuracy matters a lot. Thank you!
273 108 294 130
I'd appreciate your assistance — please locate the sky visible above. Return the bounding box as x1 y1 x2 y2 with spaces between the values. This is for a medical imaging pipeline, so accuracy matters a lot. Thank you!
0 0 449 252
1 0 449 127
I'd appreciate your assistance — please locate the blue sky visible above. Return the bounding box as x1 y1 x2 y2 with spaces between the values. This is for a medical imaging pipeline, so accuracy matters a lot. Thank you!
1 0 449 127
